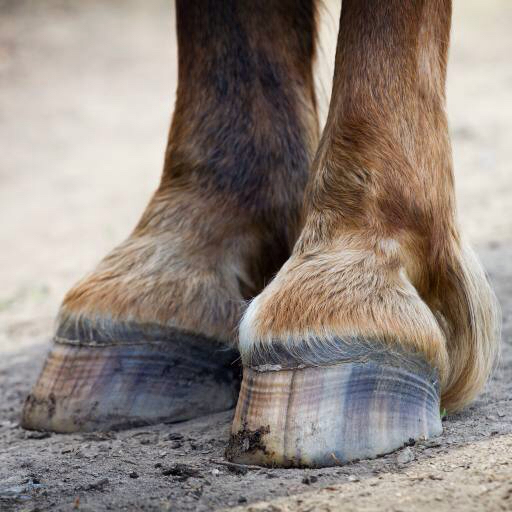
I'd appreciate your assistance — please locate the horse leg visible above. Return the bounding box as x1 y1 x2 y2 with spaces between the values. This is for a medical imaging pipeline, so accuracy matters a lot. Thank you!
21 0 319 432
228 0 499 467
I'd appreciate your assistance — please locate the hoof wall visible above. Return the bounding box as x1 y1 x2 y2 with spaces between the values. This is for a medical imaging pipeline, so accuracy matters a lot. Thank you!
227 346 441 467
21 321 240 432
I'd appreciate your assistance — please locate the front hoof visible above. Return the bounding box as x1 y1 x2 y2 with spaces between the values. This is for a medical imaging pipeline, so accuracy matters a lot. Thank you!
21 319 240 432
227 341 442 467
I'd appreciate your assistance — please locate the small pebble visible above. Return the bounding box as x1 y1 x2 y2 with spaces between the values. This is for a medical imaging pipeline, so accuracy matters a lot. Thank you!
161 463 200 480
26 431 52 440
84 478 109 491
397 447 414 464
167 433 184 441
129 471 139 479
302 475 318 485
227 464 248 476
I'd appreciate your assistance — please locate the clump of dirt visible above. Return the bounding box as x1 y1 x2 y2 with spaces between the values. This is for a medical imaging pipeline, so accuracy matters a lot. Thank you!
161 463 202 481
225 424 270 461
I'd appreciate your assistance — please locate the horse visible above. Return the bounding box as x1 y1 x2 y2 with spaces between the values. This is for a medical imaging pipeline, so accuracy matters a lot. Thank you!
21 0 500 467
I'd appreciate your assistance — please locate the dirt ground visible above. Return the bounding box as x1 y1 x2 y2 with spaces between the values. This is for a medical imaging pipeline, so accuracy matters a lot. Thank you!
1 1 511 511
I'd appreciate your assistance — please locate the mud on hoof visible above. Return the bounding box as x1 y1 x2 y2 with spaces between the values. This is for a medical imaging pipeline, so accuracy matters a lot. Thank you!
227 339 442 468
21 318 240 433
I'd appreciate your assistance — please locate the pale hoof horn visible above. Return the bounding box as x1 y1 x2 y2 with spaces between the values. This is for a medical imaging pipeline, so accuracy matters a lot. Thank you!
227 339 442 467
22 318 240 432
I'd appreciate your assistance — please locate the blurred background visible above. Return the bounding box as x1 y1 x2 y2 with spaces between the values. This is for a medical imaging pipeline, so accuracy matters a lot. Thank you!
0 0 511 354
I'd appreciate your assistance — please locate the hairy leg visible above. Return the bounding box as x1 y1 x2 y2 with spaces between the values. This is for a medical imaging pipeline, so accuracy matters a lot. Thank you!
228 0 500 467
22 0 319 432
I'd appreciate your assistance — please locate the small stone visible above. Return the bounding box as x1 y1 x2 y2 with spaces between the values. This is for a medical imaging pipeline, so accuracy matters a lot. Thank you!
84 478 109 491
167 433 184 441
129 471 139 479
348 475 360 482
238 496 248 504
26 431 52 440
190 488 203 499
161 464 201 481
302 475 318 485
227 464 248 476
397 447 414 464
0 420 18 429
211 469 220 477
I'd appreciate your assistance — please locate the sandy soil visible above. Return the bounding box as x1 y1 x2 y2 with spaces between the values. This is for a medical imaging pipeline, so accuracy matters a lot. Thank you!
0 1 511 511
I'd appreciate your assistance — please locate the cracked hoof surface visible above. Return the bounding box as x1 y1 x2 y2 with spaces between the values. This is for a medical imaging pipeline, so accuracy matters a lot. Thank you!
227 339 442 467
21 319 240 432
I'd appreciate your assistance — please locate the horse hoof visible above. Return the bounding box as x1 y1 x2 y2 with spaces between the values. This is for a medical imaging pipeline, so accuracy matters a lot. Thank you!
226 340 442 467
21 318 240 432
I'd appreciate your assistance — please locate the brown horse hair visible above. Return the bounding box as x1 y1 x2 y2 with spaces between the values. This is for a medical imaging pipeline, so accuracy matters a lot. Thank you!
59 0 320 345
239 0 500 412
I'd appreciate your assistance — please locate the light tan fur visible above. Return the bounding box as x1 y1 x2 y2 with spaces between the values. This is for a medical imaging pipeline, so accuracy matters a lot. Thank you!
61 189 260 342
